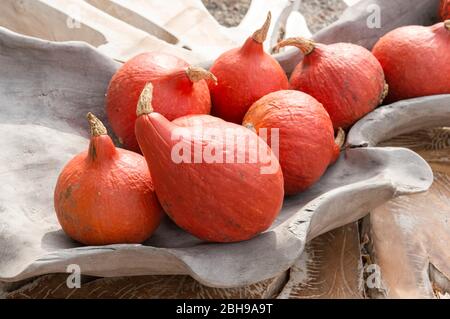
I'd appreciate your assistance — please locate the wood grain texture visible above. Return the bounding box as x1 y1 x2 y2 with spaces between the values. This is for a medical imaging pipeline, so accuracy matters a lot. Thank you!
6 272 288 299
365 128 450 299
278 223 364 299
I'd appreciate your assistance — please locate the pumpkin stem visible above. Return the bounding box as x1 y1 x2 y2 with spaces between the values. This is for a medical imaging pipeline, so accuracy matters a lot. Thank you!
275 37 316 56
87 112 107 137
445 20 450 31
252 12 271 44
379 82 389 105
335 128 346 150
137 83 154 116
185 66 218 85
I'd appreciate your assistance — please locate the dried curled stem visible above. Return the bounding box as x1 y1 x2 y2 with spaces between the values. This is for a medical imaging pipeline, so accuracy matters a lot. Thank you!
275 37 316 56
379 82 389 105
186 66 217 84
87 112 107 137
136 82 154 116
335 127 346 150
252 12 271 44
445 20 450 31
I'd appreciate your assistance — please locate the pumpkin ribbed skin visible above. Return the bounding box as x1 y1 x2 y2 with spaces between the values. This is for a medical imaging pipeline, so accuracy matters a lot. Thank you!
54 114 162 245
209 13 289 124
440 0 450 20
279 39 385 129
135 86 284 242
243 90 340 195
106 52 212 152
372 21 450 103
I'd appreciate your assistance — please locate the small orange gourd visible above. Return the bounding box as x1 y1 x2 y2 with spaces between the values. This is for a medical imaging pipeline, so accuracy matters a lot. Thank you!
277 37 387 129
372 21 450 102
243 90 344 195
54 113 163 245
106 51 215 152
209 12 289 124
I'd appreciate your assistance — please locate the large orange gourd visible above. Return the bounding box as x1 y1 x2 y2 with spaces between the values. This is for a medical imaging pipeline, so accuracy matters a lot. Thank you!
135 84 284 242
106 52 215 152
54 113 163 245
276 38 387 129
372 21 450 102
209 12 289 124
243 90 343 195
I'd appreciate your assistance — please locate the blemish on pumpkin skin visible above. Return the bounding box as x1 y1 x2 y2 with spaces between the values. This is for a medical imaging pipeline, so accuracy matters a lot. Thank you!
63 185 73 200
58 208 83 235
60 182 81 211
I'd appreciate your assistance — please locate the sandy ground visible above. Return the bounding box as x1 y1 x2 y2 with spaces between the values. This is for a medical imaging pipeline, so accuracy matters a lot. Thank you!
201 0 347 32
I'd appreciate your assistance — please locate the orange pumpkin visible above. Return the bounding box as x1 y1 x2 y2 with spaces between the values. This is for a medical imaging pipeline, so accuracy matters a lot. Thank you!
243 90 343 195
135 84 284 242
372 21 450 102
209 12 289 124
106 51 215 152
276 37 387 129
54 113 163 245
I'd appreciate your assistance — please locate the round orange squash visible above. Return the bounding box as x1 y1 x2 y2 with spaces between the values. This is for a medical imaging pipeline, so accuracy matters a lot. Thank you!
106 52 215 152
276 37 387 130
372 21 450 103
54 113 163 245
243 90 343 195
209 12 289 124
